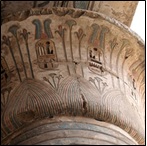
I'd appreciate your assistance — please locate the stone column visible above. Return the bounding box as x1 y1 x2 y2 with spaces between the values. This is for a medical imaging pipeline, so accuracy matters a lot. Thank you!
1 3 144 146
2 116 138 145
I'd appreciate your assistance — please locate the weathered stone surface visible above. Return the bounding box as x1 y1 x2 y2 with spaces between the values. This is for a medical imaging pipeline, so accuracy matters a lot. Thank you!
91 1 139 26
1 7 145 145
1 1 138 26
2 116 138 145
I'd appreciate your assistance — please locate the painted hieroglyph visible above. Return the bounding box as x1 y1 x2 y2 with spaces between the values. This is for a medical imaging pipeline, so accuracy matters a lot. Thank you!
1 8 145 145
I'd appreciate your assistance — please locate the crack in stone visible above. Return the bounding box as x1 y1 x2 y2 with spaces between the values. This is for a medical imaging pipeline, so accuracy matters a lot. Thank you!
76 75 87 116
81 94 87 115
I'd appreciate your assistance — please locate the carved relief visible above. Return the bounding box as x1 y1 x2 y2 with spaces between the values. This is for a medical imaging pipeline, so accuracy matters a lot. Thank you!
55 25 67 61
89 76 108 94
43 73 63 89
32 18 54 40
75 28 86 60
2 26 35 81
115 39 130 88
21 29 34 78
1 56 10 86
44 19 54 39
8 25 28 78
88 24 100 45
2 35 22 82
1 7 145 145
32 19 42 39
88 46 106 76
127 74 138 102
87 24 109 76
109 37 118 88
1 87 12 112
66 19 77 61
121 47 133 94
35 39 58 70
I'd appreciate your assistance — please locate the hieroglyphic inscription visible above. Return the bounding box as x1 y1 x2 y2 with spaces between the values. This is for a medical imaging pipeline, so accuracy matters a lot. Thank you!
35 39 58 70
43 73 63 89
89 76 108 94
